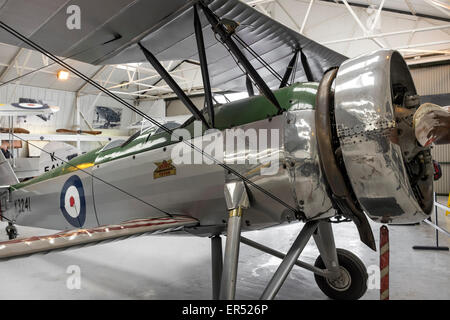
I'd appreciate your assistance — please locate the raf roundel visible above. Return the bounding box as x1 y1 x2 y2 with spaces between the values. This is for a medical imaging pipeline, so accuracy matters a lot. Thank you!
11 102 47 110
60 175 86 228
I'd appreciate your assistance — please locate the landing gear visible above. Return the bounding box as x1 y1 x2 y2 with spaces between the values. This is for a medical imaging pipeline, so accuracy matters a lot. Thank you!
236 220 368 300
314 248 368 300
213 211 368 300
220 180 250 300
6 222 17 240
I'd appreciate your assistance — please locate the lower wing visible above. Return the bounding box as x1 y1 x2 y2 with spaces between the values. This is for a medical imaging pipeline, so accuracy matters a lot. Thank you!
0 215 198 260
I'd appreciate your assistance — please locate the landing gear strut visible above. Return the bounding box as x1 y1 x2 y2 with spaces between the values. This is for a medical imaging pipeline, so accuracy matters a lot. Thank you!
6 222 17 240
214 217 368 300
314 248 368 300
312 221 367 300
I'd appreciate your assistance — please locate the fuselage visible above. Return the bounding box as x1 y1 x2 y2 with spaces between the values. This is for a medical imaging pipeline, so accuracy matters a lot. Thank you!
1 82 335 235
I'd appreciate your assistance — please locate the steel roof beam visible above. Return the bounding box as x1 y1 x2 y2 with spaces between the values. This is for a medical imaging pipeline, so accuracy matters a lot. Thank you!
248 0 450 22
319 0 450 22
322 24 450 45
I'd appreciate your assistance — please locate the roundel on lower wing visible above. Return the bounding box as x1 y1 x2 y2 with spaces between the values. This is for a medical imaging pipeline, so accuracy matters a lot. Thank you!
11 103 47 110
60 175 86 228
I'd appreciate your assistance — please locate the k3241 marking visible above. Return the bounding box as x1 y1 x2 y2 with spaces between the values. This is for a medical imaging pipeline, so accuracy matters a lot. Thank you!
14 197 31 213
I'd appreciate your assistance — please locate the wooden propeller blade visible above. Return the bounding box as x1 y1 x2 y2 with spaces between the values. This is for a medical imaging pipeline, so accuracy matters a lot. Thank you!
56 129 102 135
0 127 30 134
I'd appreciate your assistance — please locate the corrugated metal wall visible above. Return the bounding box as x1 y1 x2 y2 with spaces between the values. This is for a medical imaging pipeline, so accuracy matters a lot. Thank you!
410 63 450 195
0 83 139 132
0 83 165 153
0 83 75 132
0 83 165 132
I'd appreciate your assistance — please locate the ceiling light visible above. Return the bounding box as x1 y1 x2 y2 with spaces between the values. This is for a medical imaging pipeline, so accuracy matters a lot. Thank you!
57 70 70 80
430 0 450 10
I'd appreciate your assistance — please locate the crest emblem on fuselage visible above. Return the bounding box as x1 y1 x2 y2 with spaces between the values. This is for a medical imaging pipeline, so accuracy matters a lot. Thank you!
60 175 86 228
153 160 176 179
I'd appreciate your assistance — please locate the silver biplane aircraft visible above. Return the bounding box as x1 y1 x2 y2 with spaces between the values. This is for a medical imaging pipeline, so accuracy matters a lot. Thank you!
0 0 437 300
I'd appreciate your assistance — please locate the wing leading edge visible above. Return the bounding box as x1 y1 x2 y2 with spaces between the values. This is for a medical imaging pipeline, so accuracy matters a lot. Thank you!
0 216 198 260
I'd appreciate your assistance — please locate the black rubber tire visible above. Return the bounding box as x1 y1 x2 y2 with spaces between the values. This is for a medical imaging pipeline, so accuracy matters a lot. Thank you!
314 248 368 300
6 225 17 240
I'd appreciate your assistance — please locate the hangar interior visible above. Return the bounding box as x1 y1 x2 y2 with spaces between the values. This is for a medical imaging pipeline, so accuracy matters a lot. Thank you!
0 0 449 300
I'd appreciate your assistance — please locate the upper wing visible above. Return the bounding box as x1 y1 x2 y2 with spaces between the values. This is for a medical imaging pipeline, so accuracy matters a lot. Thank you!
0 215 198 260
0 0 346 91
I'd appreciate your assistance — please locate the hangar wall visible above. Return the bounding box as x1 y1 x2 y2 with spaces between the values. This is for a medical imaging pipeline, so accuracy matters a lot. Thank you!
166 96 204 116
0 83 76 132
0 83 137 132
410 62 450 195
0 83 165 154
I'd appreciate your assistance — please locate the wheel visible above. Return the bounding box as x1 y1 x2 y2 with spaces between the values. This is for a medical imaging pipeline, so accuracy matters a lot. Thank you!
6 224 18 240
314 248 367 300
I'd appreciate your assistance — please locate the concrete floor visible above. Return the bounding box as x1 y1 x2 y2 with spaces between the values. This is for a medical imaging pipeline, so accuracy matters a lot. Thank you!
0 200 449 300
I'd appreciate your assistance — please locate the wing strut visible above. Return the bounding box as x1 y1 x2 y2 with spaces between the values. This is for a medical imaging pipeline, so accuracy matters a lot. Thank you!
194 4 215 128
138 42 210 128
279 49 299 88
246 75 254 97
199 1 283 114
300 49 314 82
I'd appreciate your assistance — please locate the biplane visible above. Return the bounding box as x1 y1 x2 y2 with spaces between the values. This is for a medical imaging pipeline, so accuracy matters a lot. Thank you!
0 99 59 116
0 0 437 300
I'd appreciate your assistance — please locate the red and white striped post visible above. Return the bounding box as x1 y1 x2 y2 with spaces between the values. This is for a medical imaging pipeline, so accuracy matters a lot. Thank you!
380 225 389 300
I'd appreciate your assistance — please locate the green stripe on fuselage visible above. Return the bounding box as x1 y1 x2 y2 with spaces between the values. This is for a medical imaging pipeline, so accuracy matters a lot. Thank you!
11 82 318 190
12 149 100 190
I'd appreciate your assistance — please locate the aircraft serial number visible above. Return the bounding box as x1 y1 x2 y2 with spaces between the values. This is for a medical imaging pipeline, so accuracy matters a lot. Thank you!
14 197 31 213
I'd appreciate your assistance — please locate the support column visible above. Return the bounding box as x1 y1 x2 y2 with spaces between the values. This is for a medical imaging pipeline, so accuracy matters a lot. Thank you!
75 95 81 151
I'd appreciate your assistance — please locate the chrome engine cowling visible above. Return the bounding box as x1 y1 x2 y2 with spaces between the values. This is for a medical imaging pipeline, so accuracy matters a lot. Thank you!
334 50 433 224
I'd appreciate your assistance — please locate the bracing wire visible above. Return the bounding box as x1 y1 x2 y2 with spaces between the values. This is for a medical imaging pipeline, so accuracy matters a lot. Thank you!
9 133 174 217
0 20 299 215
233 34 283 82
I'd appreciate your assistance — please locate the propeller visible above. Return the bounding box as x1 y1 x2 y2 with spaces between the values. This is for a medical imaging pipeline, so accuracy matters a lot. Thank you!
56 129 102 135
0 127 30 134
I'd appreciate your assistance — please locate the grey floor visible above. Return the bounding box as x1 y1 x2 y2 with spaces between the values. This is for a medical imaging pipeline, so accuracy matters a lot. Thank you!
0 199 449 300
